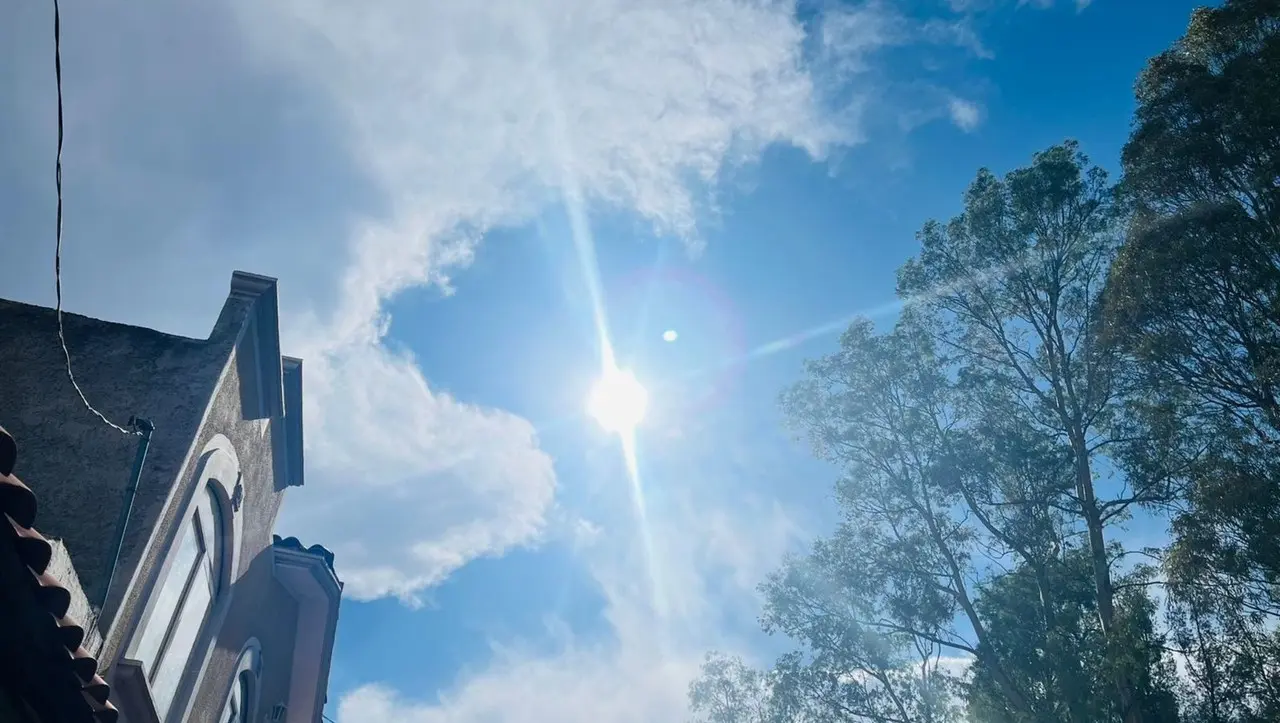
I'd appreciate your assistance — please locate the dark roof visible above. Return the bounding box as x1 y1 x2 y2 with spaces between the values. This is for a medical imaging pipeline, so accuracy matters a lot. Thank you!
0 425 118 723
272 535 339 578
0 271 300 631
0 297 230 617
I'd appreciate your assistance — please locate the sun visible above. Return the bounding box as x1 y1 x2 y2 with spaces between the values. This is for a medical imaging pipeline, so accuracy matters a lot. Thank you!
588 366 648 434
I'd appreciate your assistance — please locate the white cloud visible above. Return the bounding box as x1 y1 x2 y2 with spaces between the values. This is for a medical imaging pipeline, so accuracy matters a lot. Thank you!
217 0 862 600
4 0 973 607
284 336 556 602
334 492 809 723
0 0 1008 717
338 653 697 723
819 3 902 76
2 0 858 604
948 97 984 132
924 17 996 59
957 0 1091 11
1017 0 1094 10
947 0 993 11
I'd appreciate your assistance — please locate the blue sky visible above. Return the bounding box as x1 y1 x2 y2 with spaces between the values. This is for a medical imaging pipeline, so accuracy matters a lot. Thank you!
1 0 1203 720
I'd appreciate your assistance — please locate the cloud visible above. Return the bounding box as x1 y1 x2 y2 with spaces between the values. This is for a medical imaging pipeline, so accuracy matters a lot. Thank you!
338 654 696 723
953 0 1090 11
334 492 810 723
284 337 556 602
226 0 878 601
1 0 1008 717
924 17 996 59
2 0 853 602
1017 0 1095 10
819 3 902 76
948 97 984 132
947 0 995 11
0 0 988 606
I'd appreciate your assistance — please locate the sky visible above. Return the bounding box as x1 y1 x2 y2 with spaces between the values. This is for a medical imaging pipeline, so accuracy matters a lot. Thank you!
0 0 1205 720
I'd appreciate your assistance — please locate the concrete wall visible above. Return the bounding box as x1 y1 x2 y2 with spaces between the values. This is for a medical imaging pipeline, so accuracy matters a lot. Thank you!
97 292 301 721
93 291 257 668
0 283 313 722
189 549 301 720
0 300 228 622
176 342 299 720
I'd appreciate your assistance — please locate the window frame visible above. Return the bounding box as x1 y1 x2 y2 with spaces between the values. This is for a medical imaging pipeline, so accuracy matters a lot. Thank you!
120 434 244 723
145 486 223 716
220 640 261 723
148 508 208 681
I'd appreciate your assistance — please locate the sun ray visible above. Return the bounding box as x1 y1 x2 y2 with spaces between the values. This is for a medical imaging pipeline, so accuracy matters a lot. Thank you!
690 246 1043 376
539 62 666 618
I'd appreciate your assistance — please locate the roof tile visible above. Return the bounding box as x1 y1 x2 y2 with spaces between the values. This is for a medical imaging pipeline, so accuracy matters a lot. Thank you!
0 424 119 723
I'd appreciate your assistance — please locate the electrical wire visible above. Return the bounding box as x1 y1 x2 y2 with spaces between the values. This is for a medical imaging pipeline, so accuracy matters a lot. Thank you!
52 0 138 437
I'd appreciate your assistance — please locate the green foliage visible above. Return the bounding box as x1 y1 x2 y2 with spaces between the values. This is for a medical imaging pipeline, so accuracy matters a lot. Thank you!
1106 1 1280 718
767 317 979 723
690 2 1280 721
967 551 1178 723
689 654 777 723
897 141 1162 722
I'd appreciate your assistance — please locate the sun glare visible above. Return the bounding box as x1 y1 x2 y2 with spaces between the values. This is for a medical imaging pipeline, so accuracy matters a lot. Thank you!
588 366 648 434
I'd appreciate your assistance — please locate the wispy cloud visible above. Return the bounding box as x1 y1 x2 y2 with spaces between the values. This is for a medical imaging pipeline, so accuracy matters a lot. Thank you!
948 97 984 132
924 17 996 59
956 0 1091 11
2 0 852 604
334 491 809 723
1 0 1005 716
2 0 977 606
230 0 856 602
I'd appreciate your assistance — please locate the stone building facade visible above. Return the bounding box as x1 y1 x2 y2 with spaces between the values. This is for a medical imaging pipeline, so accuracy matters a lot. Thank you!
0 272 340 723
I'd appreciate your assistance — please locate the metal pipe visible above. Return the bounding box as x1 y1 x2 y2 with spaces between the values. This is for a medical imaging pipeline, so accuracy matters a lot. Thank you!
99 416 154 615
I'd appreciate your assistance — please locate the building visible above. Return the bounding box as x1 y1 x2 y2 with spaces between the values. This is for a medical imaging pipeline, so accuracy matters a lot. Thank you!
0 272 341 723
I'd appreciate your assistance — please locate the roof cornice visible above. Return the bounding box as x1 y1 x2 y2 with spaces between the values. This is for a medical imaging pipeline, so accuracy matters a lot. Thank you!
228 271 286 420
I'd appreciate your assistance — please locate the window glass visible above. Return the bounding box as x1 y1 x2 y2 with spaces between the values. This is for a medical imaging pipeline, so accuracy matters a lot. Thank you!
133 514 201 679
132 483 226 719
149 550 212 711
150 534 213 715
238 671 252 721
222 661 255 723
203 486 224 582
222 673 242 723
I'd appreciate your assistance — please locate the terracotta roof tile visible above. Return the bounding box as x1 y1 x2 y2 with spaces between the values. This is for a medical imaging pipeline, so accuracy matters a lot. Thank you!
0 424 118 723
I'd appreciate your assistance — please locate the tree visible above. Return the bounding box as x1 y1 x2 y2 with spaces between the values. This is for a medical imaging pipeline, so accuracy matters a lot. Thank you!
1164 577 1280 723
1106 2 1280 716
689 654 777 723
689 7 1280 718
768 316 1018 723
897 142 1163 722
764 302 1177 723
967 550 1178 723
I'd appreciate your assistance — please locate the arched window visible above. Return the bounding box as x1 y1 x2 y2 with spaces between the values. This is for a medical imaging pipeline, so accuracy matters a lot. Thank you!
221 670 251 723
131 484 225 718
221 642 261 723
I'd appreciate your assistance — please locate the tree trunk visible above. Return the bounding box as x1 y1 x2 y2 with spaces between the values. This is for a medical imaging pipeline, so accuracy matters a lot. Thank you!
1035 565 1085 723
1073 436 1144 723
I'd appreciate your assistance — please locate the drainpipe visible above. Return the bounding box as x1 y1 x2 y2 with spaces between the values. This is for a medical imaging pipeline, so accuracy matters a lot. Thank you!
98 417 154 620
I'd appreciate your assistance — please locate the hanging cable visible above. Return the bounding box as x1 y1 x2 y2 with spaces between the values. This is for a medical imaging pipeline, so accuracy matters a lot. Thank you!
52 0 138 437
